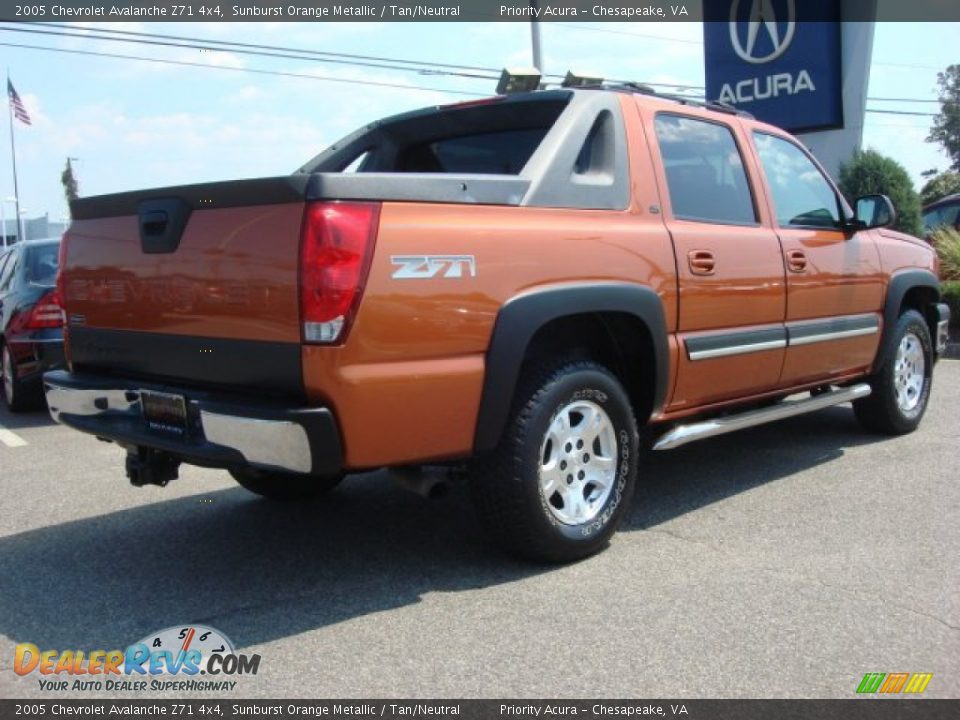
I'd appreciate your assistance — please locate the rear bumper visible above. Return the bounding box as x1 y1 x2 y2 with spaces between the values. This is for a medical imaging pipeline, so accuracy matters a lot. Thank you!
42 370 342 476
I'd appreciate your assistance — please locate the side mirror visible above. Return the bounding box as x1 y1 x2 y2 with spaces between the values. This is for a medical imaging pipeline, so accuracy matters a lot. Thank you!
853 194 897 230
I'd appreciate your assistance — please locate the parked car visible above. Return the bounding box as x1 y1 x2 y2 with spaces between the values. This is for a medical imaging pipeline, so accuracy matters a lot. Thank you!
44 87 950 561
0 238 64 411
922 193 960 237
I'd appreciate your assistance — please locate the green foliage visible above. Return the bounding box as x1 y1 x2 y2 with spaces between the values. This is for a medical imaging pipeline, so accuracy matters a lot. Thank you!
933 226 960 281
838 149 922 237
941 281 960 328
920 171 960 206
927 65 960 172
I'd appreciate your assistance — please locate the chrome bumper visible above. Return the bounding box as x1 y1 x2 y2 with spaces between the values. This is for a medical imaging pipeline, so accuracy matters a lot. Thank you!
43 371 342 476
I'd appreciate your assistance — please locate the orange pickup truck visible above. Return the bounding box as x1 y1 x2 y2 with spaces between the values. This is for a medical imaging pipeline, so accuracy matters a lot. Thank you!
44 86 950 562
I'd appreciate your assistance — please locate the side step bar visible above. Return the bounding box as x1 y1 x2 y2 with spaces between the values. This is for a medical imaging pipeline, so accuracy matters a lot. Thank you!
653 384 871 451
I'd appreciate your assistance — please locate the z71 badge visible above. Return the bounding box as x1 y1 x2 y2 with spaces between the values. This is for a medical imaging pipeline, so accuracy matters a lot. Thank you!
391 255 476 279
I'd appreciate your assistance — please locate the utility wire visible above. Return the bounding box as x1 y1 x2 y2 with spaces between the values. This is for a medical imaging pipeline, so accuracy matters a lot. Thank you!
865 108 937 117
550 23 704 45
868 97 942 103
0 41 486 97
1 25 949 114
22 21 500 74
1 24 500 80
1 22 707 91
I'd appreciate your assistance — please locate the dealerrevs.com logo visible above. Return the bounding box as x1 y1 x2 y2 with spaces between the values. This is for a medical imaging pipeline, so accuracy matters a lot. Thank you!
14 625 260 692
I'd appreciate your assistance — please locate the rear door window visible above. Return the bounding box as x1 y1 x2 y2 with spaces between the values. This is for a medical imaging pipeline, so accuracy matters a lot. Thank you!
655 114 757 225
654 114 757 225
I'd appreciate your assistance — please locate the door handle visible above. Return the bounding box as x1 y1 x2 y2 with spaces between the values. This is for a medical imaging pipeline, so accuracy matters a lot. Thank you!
787 250 808 273
687 250 716 276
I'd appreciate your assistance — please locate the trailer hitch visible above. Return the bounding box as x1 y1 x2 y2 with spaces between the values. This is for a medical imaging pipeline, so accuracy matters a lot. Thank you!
125 447 180 487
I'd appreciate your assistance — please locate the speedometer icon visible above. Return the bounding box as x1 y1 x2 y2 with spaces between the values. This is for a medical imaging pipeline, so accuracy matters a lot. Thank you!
133 625 235 673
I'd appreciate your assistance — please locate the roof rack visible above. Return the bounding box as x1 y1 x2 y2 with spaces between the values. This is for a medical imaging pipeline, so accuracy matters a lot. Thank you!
588 82 756 120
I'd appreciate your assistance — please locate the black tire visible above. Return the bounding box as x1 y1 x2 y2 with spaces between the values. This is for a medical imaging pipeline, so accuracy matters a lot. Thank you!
230 467 344 501
469 360 639 563
854 310 933 435
1 343 38 413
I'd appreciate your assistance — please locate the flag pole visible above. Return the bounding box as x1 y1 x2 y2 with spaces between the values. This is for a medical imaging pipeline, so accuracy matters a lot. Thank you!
7 70 23 242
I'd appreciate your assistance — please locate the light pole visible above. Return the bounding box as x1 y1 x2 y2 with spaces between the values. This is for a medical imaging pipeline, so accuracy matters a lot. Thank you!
529 0 542 73
19 208 28 241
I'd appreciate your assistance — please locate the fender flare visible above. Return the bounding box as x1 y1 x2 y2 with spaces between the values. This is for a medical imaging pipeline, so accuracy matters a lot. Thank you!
473 283 669 453
876 269 941 367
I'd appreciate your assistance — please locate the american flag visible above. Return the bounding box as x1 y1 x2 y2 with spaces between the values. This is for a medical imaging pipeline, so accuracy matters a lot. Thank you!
7 79 31 126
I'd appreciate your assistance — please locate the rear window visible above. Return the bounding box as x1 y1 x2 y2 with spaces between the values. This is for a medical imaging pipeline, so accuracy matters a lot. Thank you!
304 93 571 176
26 243 60 286
396 128 548 174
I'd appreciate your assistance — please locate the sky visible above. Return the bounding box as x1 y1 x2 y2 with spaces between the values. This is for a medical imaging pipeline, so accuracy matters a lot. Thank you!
0 18 957 226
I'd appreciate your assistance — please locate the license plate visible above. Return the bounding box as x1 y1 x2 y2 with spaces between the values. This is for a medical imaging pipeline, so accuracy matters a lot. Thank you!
141 390 188 436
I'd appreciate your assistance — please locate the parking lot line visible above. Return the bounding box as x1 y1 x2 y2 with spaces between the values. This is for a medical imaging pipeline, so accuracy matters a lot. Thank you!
0 425 28 448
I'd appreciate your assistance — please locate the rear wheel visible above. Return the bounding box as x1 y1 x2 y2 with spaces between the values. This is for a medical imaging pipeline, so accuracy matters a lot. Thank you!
1 344 37 413
854 310 933 435
230 467 344 501
470 360 638 563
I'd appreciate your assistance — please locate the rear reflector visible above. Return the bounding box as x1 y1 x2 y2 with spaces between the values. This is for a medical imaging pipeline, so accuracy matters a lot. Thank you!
299 201 380 344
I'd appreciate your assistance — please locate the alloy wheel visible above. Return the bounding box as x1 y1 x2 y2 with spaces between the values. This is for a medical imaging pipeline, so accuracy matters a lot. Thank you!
538 399 619 526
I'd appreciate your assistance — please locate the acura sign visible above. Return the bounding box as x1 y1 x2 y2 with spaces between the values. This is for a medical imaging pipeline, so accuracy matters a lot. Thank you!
728 0 795 64
704 0 843 132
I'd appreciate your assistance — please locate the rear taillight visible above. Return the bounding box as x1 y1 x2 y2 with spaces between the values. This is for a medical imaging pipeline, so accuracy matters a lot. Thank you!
299 201 380 344
24 288 64 329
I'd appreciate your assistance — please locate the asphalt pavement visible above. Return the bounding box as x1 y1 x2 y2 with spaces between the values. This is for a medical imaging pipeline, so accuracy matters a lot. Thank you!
1 362 958 699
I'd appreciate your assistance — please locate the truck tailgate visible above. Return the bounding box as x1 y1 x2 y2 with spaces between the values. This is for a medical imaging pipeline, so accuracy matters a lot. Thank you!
63 178 307 397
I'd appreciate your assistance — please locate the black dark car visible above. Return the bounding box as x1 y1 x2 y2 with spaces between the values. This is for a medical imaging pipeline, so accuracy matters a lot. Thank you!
0 238 65 411
922 193 960 237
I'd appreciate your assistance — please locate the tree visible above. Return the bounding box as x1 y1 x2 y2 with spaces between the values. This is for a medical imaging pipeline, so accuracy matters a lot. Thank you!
838 149 922 237
60 158 79 209
927 65 960 172
920 171 960 206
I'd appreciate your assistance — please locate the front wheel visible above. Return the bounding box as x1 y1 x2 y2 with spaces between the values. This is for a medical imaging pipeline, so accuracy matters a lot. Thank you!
470 360 638 563
854 310 933 435
230 467 344 501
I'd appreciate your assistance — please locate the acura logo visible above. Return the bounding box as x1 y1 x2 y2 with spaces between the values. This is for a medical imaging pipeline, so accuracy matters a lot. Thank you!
729 0 796 64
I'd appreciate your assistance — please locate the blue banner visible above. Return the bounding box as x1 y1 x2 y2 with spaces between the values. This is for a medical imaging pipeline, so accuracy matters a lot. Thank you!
703 0 843 132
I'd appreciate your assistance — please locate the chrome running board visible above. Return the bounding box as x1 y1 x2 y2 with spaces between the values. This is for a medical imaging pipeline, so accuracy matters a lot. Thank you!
652 383 872 451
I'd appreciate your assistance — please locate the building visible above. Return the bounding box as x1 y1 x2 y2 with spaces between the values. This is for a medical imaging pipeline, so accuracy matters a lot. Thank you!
1 214 68 247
